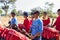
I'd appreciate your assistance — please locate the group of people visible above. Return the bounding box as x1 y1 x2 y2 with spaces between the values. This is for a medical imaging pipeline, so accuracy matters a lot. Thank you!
6 9 60 40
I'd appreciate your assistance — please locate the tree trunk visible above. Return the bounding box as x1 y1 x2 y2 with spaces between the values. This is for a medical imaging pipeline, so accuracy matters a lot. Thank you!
5 9 8 16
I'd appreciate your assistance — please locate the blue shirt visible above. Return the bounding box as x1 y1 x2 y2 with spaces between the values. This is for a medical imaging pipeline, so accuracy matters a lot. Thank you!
11 17 18 26
30 18 43 36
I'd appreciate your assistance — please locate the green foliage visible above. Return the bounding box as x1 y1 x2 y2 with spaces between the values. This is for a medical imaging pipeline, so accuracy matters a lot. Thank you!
9 0 16 3
45 2 54 9
12 9 16 12
0 0 16 4
0 9 2 14
12 9 18 15
45 2 56 18
39 2 55 18
50 13 57 18
0 0 16 15
39 13 43 17
39 12 57 18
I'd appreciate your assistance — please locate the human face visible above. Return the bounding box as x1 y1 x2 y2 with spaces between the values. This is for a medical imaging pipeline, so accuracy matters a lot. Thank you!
11 14 15 18
24 15 27 19
33 13 38 19
31 15 34 20
58 11 60 16
43 13 47 17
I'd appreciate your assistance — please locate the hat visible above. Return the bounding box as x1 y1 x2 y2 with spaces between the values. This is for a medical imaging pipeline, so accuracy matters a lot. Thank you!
23 12 28 17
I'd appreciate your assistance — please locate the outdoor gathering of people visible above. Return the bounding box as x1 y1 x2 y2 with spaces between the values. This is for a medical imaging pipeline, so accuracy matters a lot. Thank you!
0 0 60 40
0 9 60 40
0 9 59 40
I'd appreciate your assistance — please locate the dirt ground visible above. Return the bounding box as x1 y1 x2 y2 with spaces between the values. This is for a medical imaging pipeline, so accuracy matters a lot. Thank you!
0 16 24 26
0 16 56 26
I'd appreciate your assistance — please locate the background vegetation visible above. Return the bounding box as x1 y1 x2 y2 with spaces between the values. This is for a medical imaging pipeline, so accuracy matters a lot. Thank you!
0 0 57 18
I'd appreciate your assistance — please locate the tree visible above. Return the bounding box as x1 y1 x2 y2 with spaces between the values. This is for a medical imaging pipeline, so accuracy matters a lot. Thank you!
45 2 55 17
0 0 16 16
45 2 54 12
12 9 18 15
18 10 23 16
0 9 2 14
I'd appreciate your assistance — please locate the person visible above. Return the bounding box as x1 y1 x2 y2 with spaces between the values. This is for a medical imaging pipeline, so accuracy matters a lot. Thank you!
23 11 43 40
29 12 34 27
10 12 18 30
42 12 50 26
23 12 30 32
52 9 60 31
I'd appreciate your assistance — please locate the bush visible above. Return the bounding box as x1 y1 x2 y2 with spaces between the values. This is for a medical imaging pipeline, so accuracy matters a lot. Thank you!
39 13 57 18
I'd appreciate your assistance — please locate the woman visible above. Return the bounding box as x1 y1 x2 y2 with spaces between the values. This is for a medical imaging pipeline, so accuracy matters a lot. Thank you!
23 12 30 32
42 12 50 26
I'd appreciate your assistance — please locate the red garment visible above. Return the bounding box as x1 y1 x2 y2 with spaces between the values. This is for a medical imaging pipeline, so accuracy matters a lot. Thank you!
29 20 33 27
1 28 11 40
0 27 4 38
0 27 4 34
2 28 29 40
53 16 60 31
42 27 59 39
43 18 50 26
9 29 29 40
18 24 23 30
9 35 21 40
0 27 30 40
23 19 30 32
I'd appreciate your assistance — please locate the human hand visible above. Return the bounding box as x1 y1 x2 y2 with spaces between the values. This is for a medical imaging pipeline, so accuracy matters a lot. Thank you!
30 35 35 39
22 29 26 33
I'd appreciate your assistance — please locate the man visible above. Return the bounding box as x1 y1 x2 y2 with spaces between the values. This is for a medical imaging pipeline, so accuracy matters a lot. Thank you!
10 12 18 30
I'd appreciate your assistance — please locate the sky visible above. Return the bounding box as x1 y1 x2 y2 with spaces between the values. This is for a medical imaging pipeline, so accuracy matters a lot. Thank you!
15 0 60 13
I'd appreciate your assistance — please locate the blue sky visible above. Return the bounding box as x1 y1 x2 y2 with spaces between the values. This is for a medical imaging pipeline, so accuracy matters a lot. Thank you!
15 0 60 12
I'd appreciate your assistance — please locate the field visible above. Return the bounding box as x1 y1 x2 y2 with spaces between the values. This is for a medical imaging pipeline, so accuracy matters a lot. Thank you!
0 16 24 26
0 16 56 26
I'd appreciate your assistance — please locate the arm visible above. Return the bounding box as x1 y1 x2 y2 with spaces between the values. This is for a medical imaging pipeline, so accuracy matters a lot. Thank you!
38 19 43 34
9 24 16 28
30 19 43 39
22 29 40 39
53 19 57 26
18 27 23 32
10 24 17 28
51 18 54 26
48 18 50 25
29 32 40 39
23 20 26 29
